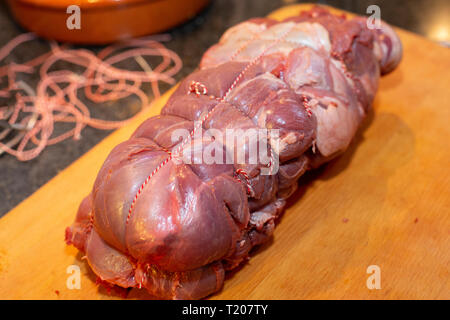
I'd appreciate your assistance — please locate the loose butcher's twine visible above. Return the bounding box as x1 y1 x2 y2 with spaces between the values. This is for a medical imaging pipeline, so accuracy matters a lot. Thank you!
0 33 182 161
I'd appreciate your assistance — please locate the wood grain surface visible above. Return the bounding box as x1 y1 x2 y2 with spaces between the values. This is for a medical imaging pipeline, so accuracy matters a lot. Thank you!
0 4 448 300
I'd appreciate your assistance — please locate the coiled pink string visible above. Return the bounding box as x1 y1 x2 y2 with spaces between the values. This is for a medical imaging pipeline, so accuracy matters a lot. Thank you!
0 33 182 161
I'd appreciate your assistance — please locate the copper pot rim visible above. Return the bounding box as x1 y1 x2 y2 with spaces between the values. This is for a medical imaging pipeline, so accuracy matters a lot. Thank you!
10 0 169 12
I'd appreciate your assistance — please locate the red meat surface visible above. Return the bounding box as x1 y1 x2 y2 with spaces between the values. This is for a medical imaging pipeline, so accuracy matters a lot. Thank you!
66 7 402 299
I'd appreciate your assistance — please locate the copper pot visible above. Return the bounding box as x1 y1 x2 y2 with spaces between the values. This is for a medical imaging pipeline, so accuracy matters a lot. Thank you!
7 0 211 44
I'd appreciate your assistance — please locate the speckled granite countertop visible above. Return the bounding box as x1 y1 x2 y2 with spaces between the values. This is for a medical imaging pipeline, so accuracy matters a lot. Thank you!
0 0 448 216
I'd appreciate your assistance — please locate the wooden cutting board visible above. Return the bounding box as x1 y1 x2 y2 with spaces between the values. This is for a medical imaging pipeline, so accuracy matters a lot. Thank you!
0 4 449 300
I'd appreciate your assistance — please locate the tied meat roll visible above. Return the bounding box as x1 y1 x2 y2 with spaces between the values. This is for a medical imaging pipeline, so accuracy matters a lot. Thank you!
66 7 402 299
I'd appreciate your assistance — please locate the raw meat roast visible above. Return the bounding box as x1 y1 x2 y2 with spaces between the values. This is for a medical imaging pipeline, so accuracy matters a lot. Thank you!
66 7 402 299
